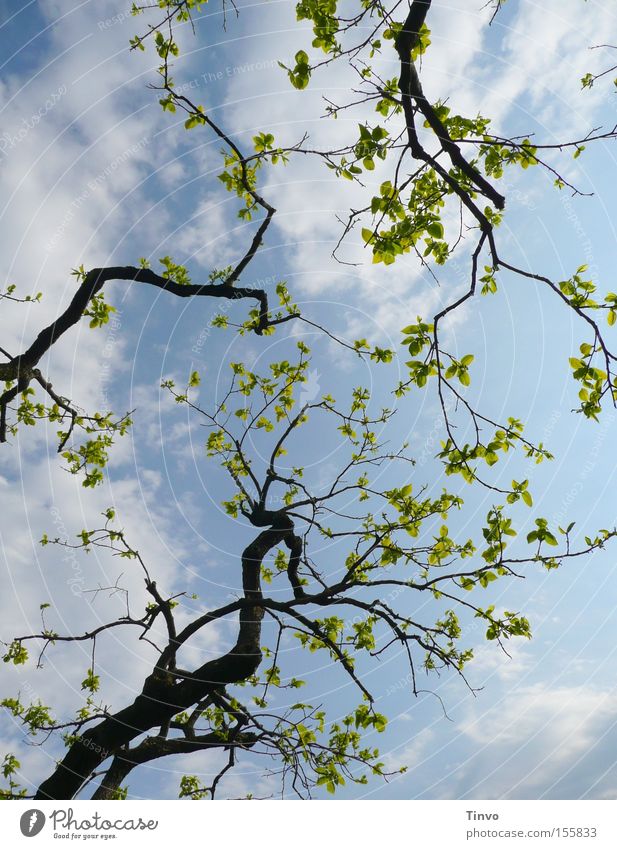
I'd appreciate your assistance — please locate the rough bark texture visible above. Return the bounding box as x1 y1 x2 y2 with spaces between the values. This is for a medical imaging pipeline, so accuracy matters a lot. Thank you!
35 525 286 800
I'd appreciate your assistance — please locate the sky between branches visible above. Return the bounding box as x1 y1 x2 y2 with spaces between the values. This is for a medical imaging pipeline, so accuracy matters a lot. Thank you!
1 0 617 799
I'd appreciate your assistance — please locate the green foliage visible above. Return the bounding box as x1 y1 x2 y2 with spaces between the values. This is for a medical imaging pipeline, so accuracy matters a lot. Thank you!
81 668 100 694
2 641 28 665
83 292 116 329
62 432 114 488
411 23 432 61
184 105 206 130
479 137 538 178
179 774 209 800
4 0 616 803
526 518 559 547
0 754 27 799
363 170 450 265
0 282 42 302
253 132 275 153
296 0 339 53
1 696 53 735
159 255 191 286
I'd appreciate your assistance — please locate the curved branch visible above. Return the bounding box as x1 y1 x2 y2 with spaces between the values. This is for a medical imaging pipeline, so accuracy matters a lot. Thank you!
0 266 276 442
34 522 289 800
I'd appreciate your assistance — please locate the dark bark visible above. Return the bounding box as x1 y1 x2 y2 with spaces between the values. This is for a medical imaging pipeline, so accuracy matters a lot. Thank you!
34 524 288 800
394 0 504 269
0 266 273 442
91 730 255 800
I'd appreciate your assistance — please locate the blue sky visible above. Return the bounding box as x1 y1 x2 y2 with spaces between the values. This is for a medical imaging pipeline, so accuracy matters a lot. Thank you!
1 0 617 800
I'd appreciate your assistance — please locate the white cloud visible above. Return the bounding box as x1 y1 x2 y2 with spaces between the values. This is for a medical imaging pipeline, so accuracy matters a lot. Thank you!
3 0 617 801
455 683 617 798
